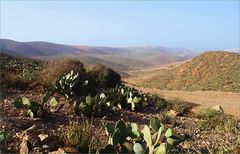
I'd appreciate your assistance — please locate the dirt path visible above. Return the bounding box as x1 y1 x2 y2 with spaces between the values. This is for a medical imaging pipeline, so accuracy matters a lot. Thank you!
132 86 240 118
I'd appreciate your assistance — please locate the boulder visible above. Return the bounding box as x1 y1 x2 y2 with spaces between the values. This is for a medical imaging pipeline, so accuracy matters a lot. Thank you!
212 105 224 113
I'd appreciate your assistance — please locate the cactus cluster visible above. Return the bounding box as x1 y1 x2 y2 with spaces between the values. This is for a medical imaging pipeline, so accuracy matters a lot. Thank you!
43 79 168 117
103 85 146 111
104 84 168 112
100 118 179 154
13 97 43 118
138 118 179 154
121 86 145 111
53 70 88 98
73 93 118 117
13 96 61 118
103 85 127 109
100 120 135 153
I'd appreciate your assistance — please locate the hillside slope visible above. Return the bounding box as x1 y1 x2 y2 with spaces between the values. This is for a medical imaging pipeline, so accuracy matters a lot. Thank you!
125 51 240 92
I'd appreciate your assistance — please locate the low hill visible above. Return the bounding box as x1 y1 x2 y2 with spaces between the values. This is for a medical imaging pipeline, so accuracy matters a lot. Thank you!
125 51 240 92
0 39 46 56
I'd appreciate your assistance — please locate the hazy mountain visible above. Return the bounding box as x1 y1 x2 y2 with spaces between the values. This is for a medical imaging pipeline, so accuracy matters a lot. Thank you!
0 39 46 56
0 39 196 70
222 48 240 53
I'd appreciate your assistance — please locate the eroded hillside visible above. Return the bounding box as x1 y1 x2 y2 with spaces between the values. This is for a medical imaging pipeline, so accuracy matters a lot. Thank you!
125 51 240 92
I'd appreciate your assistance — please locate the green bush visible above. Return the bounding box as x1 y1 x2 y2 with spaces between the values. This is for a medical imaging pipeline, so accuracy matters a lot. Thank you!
197 108 239 133
88 64 121 88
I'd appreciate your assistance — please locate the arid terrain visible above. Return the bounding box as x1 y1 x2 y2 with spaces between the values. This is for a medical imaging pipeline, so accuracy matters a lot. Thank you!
124 85 240 118
124 51 240 118
1 1 239 153
1 48 240 154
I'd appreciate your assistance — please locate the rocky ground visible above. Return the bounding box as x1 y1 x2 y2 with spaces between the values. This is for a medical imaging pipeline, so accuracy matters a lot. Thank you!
0 88 240 153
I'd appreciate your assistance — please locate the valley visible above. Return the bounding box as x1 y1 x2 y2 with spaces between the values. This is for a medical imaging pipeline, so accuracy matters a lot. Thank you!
1 1 239 153
1 41 240 153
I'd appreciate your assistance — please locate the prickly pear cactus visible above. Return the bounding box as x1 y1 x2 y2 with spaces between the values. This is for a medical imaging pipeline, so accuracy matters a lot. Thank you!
133 143 144 154
75 93 116 117
13 97 43 118
54 70 88 98
102 119 179 154
141 118 179 154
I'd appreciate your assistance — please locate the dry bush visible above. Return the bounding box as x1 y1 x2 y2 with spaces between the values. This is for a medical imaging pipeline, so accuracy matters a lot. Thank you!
88 63 121 88
57 118 95 152
1 71 40 90
167 97 192 116
41 58 87 86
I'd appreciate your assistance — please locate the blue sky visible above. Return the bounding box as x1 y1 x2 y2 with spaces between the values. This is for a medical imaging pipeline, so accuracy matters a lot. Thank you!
1 0 239 51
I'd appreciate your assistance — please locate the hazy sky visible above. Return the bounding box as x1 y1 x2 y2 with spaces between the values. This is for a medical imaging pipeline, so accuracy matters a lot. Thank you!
1 0 239 51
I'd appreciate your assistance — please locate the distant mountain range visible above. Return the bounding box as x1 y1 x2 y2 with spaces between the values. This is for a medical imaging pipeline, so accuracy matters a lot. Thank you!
222 48 240 53
0 39 199 71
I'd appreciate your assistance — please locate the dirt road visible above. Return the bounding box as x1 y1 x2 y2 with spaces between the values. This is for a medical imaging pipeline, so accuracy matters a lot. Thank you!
133 86 240 118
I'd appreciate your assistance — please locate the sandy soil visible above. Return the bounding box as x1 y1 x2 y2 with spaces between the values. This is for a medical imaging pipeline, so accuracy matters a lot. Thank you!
130 86 240 118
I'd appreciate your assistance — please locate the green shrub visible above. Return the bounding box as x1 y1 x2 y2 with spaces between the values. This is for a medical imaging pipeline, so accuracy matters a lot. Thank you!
197 108 222 119
41 58 87 86
167 98 192 115
88 64 121 88
197 108 239 133
57 118 95 152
